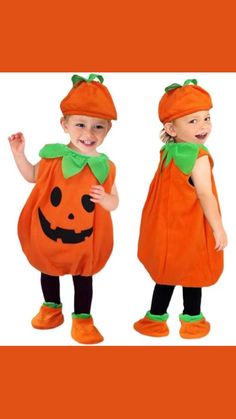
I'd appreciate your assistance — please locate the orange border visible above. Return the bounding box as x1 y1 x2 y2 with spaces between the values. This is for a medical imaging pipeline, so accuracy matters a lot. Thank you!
1 1 236 71
1 347 235 415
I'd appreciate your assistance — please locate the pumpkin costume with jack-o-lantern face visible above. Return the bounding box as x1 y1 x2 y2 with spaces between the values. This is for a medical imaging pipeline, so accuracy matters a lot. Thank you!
18 144 116 276
18 74 117 277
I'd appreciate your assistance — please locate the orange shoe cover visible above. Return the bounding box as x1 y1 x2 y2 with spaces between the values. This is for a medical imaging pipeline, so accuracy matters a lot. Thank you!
31 303 64 329
179 313 210 339
71 315 104 345
133 312 169 337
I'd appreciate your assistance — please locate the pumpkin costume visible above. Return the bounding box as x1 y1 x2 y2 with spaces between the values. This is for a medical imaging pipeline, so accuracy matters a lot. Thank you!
138 142 223 287
18 144 116 276
135 80 224 339
17 74 117 344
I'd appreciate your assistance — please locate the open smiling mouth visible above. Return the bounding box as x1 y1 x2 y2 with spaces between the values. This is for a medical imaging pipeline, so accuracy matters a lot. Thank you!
79 140 96 147
195 134 207 140
38 208 93 244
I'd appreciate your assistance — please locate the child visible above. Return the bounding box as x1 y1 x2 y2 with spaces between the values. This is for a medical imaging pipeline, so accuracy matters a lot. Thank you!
9 73 118 345
134 79 227 339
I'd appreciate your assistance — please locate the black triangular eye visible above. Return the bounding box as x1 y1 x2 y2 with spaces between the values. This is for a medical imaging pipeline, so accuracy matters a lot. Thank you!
50 187 62 207
81 195 95 213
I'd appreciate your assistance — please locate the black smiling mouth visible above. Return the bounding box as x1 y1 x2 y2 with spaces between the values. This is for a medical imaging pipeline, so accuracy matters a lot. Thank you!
38 208 93 244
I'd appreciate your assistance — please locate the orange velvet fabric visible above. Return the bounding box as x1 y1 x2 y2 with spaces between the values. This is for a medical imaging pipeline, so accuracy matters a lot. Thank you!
18 158 115 276
71 317 104 344
133 317 169 337
158 85 212 123
60 80 117 120
138 148 223 287
179 318 210 339
31 305 64 329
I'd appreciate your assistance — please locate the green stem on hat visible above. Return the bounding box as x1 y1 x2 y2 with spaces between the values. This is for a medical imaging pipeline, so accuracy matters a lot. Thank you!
165 79 198 93
72 73 104 86
87 73 104 83
183 79 197 86
165 83 182 93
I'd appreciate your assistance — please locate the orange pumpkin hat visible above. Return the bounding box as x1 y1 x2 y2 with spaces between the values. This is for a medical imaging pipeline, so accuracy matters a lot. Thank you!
60 73 117 120
158 79 213 123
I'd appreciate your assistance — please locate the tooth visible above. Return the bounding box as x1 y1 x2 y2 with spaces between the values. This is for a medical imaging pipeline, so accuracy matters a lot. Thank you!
50 222 58 230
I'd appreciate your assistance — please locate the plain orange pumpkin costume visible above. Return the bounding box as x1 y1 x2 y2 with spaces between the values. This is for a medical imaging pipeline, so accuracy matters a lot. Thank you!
17 74 118 344
134 79 224 339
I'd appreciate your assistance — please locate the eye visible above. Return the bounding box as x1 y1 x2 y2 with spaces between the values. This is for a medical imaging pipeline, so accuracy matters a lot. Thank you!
189 119 197 124
81 194 95 213
94 125 104 129
205 116 211 121
50 187 62 207
76 123 85 128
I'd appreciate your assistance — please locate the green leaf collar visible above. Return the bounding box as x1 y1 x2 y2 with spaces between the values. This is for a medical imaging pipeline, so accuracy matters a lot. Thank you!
39 143 109 184
161 142 209 175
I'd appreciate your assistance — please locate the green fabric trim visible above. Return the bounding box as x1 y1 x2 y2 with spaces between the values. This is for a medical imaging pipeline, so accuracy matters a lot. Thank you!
72 73 104 86
39 143 109 183
179 313 204 322
165 83 182 93
183 79 197 86
72 313 92 319
146 311 169 322
165 79 197 93
161 142 209 175
43 302 62 309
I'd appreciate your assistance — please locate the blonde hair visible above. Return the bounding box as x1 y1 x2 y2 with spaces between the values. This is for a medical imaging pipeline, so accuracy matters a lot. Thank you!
160 128 176 144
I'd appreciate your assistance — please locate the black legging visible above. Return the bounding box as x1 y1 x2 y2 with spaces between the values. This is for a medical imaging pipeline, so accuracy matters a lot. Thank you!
41 273 93 314
150 283 202 316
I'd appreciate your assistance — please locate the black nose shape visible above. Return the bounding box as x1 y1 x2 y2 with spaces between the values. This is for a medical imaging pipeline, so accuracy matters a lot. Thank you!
68 213 75 220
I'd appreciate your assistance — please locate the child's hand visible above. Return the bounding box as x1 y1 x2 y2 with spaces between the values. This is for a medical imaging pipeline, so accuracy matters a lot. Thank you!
90 185 106 204
213 228 228 251
8 132 25 155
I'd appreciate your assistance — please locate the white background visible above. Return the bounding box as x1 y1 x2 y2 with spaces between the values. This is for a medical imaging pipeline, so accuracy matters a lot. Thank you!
0 72 234 346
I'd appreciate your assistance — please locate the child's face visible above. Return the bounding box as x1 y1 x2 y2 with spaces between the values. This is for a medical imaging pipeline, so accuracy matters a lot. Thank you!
164 110 212 144
61 115 111 155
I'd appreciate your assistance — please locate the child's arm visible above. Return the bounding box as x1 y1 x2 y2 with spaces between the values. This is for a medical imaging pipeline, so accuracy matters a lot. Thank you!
8 132 39 183
191 155 227 251
90 184 119 211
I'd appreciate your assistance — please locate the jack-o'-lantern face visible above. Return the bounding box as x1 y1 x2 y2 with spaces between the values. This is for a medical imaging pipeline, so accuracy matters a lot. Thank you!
38 186 95 244
18 158 115 276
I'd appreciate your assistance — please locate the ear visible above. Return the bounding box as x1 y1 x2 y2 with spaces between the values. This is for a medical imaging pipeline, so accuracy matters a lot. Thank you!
164 122 176 137
60 116 68 133
106 121 112 134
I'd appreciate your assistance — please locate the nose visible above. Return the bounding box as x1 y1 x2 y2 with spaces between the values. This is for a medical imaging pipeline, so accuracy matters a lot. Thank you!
68 213 74 220
81 127 95 140
200 120 210 130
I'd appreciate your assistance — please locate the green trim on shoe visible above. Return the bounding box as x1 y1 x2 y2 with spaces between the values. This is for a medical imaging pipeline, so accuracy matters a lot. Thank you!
72 313 92 319
179 313 204 322
146 311 169 322
43 302 62 309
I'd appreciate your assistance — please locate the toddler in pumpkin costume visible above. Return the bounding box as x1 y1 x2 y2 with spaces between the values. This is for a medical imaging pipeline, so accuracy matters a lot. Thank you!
9 74 118 345
135 79 227 339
